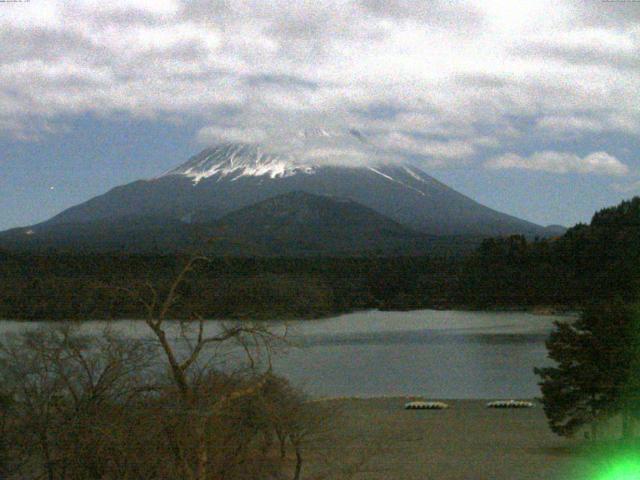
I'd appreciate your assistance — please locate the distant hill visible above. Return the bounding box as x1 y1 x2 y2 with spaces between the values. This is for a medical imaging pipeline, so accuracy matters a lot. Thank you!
206 191 437 256
0 192 482 256
541 225 567 237
0 216 206 253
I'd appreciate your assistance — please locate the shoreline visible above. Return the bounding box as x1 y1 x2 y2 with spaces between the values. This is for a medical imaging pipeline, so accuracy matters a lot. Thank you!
0 304 578 322
311 395 540 402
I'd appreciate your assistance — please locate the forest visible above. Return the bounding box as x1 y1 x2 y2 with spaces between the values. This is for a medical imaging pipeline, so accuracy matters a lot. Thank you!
0 197 638 321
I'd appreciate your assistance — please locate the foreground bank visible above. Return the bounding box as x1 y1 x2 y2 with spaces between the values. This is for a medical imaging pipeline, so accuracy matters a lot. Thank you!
301 398 602 480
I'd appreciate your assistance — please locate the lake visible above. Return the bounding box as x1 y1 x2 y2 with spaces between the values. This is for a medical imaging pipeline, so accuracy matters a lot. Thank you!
0 309 573 399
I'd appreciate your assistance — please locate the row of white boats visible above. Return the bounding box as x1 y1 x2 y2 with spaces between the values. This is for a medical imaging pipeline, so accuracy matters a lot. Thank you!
404 400 535 410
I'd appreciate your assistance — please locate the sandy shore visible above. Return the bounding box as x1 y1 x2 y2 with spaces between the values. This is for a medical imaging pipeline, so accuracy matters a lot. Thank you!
301 398 591 480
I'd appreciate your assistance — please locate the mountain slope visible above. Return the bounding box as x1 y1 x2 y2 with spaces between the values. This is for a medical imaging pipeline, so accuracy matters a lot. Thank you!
0 216 207 253
207 191 436 256
38 142 550 238
0 193 469 256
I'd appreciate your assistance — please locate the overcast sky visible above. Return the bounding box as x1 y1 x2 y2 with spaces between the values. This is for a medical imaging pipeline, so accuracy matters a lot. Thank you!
1 0 639 230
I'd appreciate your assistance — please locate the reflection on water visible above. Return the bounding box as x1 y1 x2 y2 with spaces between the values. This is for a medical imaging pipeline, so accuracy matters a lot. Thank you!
0 309 574 399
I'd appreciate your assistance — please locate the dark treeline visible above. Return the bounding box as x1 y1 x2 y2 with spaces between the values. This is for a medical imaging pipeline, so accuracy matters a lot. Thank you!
1 196 638 320
0 253 459 320
458 197 640 308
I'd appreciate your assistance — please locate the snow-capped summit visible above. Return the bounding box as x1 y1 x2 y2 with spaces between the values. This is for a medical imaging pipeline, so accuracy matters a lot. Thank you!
164 143 316 184
164 129 371 184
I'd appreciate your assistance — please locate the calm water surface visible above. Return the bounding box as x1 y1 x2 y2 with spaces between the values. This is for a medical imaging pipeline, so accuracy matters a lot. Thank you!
0 310 573 399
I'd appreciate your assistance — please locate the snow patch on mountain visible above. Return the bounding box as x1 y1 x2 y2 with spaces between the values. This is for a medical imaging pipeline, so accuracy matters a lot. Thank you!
164 143 317 184
402 166 439 187
367 166 426 196
367 166 394 182
164 140 432 200
163 128 379 184
403 166 426 182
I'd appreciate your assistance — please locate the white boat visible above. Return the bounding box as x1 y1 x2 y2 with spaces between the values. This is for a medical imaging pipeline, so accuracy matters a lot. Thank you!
404 401 449 410
486 400 534 409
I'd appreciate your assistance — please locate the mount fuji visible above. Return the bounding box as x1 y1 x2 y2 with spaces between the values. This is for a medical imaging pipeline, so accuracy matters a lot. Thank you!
0 134 561 254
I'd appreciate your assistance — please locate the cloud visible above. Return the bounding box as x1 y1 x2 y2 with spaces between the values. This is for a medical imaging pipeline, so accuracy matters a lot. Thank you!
485 151 629 176
374 132 478 163
612 179 640 194
196 123 379 166
536 115 610 134
196 126 267 144
194 120 493 167
515 27 640 69
0 0 638 170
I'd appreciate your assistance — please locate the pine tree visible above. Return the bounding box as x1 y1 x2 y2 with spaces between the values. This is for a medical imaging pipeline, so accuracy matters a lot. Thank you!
535 299 634 438
619 304 640 439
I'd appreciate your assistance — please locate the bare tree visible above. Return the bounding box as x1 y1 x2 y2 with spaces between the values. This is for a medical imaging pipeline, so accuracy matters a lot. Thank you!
0 253 387 480
0 387 12 478
110 254 287 480
0 324 156 480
